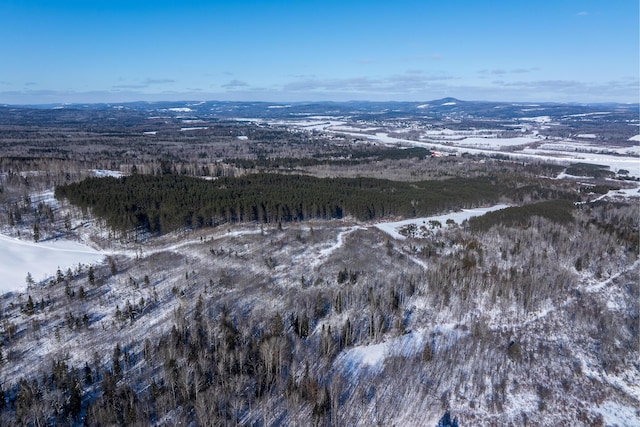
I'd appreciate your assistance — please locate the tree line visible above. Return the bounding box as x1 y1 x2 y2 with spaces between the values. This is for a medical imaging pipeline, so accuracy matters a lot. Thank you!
229 147 433 169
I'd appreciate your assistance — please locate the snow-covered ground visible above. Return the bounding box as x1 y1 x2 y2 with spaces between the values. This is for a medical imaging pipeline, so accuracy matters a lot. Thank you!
518 116 552 123
589 187 640 202
274 118 640 178
335 329 426 376
0 233 105 293
454 136 540 148
180 126 209 131
335 323 470 377
593 400 640 427
374 204 510 240
331 126 381 133
316 226 364 260
533 141 640 156
92 169 123 178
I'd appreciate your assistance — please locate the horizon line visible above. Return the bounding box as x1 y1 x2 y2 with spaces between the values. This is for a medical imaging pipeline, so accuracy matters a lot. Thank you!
2 98 639 107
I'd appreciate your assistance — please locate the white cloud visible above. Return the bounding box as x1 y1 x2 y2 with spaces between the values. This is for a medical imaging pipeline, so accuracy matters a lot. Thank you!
282 77 381 92
282 73 456 95
112 83 148 89
221 79 249 89
479 68 539 76
405 53 444 61
112 78 176 90
143 78 176 85
483 78 639 102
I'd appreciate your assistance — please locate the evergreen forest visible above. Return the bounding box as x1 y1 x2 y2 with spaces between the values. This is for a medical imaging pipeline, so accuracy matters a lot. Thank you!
55 173 509 234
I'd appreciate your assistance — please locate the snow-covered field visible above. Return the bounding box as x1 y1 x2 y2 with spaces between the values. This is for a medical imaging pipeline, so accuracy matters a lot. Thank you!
532 141 640 156
454 136 539 148
275 118 640 178
0 233 105 293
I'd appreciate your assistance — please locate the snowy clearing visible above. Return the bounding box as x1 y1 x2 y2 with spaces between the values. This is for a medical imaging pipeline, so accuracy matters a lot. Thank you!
180 127 209 131
336 323 469 378
520 116 552 123
92 169 123 178
0 234 105 293
336 330 426 375
374 204 510 240
567 112 612 117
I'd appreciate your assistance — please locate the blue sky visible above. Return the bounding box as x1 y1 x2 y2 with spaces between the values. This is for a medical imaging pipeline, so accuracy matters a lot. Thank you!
1 0 637 104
